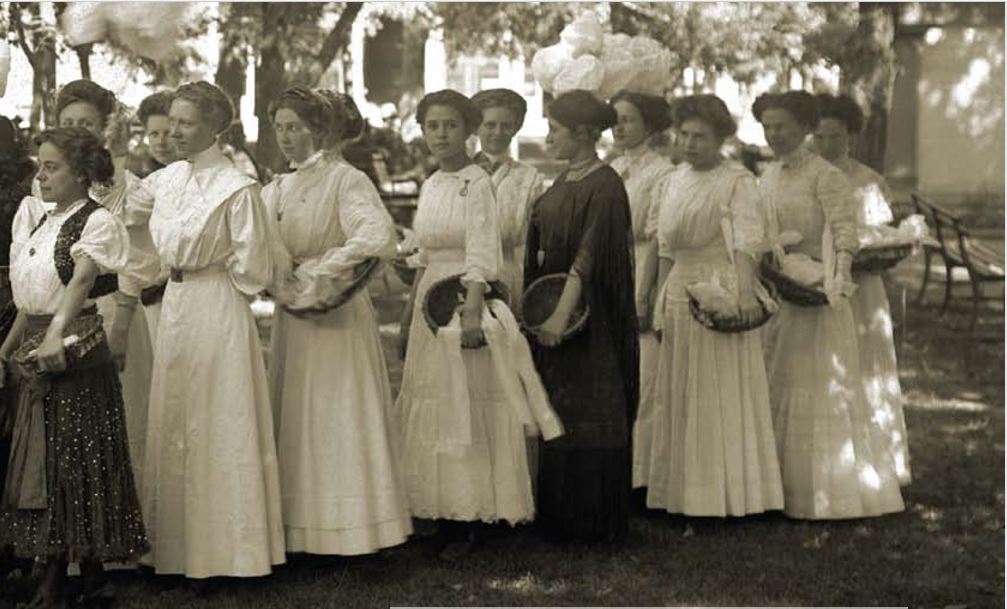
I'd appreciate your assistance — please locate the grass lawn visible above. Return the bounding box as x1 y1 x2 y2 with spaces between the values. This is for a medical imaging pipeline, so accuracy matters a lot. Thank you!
4 258 1002 608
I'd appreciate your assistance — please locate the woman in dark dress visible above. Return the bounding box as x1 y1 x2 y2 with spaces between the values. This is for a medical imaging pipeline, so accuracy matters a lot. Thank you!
0 127 148 607
525 90 639 542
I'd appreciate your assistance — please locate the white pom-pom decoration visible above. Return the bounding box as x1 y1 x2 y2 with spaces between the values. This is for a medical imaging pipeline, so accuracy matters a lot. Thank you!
559 12 604 58
531 43 574 94
105 2 192 61
624 38 673 96
596 34 639 100
61 2 108 47
552 55 605 95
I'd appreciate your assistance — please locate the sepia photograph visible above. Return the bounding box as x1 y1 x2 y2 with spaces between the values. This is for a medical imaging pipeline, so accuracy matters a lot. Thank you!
0 1 1002 607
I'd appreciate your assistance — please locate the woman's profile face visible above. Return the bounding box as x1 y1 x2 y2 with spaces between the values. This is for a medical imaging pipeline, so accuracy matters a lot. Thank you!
612 100 648 151
545 117 581 161
36 142 85 204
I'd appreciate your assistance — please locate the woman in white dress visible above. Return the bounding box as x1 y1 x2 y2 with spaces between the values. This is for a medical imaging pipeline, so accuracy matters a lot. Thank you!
644 95 783 517
263 87 412 556
395 90 539 559
469 88 544 302
607 90 676 493
813 93 910 485
754 91 904 519
47 79 155 494
124 82 285 578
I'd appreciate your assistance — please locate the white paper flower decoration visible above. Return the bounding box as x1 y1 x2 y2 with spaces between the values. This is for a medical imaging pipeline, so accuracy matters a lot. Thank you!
552 55 606 95
559 12 604 58
531 43 575 94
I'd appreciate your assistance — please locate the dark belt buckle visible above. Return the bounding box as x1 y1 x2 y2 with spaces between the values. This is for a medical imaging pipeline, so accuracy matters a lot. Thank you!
169 268 184 283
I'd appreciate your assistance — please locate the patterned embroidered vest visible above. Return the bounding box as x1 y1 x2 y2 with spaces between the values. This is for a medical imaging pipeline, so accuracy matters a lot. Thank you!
30 199 119 299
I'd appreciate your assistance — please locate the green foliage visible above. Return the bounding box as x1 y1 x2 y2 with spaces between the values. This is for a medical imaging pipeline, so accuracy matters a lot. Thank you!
430 2 578 59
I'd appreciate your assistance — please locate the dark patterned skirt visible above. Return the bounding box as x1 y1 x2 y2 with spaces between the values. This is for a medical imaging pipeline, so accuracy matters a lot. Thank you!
0 315 149 562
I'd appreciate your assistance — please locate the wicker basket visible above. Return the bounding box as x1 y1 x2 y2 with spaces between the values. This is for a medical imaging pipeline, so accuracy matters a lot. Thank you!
518 273 590 341
13 314 106 376
284 257 382 316
758 257 829 307
687 280 778 333
851 243 913 273
422 274 511 348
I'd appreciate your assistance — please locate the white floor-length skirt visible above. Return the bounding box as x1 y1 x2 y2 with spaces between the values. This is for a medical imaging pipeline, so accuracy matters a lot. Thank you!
96 294 153 492
632 241 661 488
848 273 911 484
768 299 905 519
270 291 412 555
396 254 534 524
644 259 783 516
141 269 285 578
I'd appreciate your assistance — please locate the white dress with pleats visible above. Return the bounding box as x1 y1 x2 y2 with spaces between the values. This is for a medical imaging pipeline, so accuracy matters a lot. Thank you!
262 152 412 555
644 162 783 516
761 147 904 520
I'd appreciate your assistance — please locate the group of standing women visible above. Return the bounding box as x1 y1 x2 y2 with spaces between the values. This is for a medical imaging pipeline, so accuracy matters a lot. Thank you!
0 72 912 607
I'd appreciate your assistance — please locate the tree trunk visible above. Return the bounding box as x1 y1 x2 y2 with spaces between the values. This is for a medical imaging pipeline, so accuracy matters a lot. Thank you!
74 43 93 79
254 4 286 173
215 4 248 109
35 37 57 129
842 2 899 173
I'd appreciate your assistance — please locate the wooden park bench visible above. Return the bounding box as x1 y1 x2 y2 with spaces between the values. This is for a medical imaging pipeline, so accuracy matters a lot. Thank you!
911 193 1005 331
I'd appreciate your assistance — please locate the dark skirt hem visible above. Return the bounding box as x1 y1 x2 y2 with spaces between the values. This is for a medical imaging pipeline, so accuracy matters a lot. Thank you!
536 445 630 543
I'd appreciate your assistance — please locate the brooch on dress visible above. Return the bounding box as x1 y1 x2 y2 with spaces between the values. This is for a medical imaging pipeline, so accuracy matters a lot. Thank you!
459 179 470 197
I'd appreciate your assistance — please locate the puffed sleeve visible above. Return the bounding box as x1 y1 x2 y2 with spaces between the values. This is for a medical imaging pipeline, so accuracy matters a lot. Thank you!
117 172 166 296
225 184 274 295
730 173 768 257
288 170 395 306
650 172 674 260
816 164 858 253
123 168 160 228
643 164 674 242
462 173 502 287
70 207 130 274
10 196 46 263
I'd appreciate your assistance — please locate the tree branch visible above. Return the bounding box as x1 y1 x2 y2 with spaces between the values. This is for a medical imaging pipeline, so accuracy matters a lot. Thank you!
315 2 363 79
11 4 37 69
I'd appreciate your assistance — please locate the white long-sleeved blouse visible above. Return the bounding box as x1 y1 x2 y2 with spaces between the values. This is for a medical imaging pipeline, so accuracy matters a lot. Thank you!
10 197 129 315
656 161 767 263
609 144 676 243
261 151 396 308
124 145 273 296
758 145 858 258
410 163 502 286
